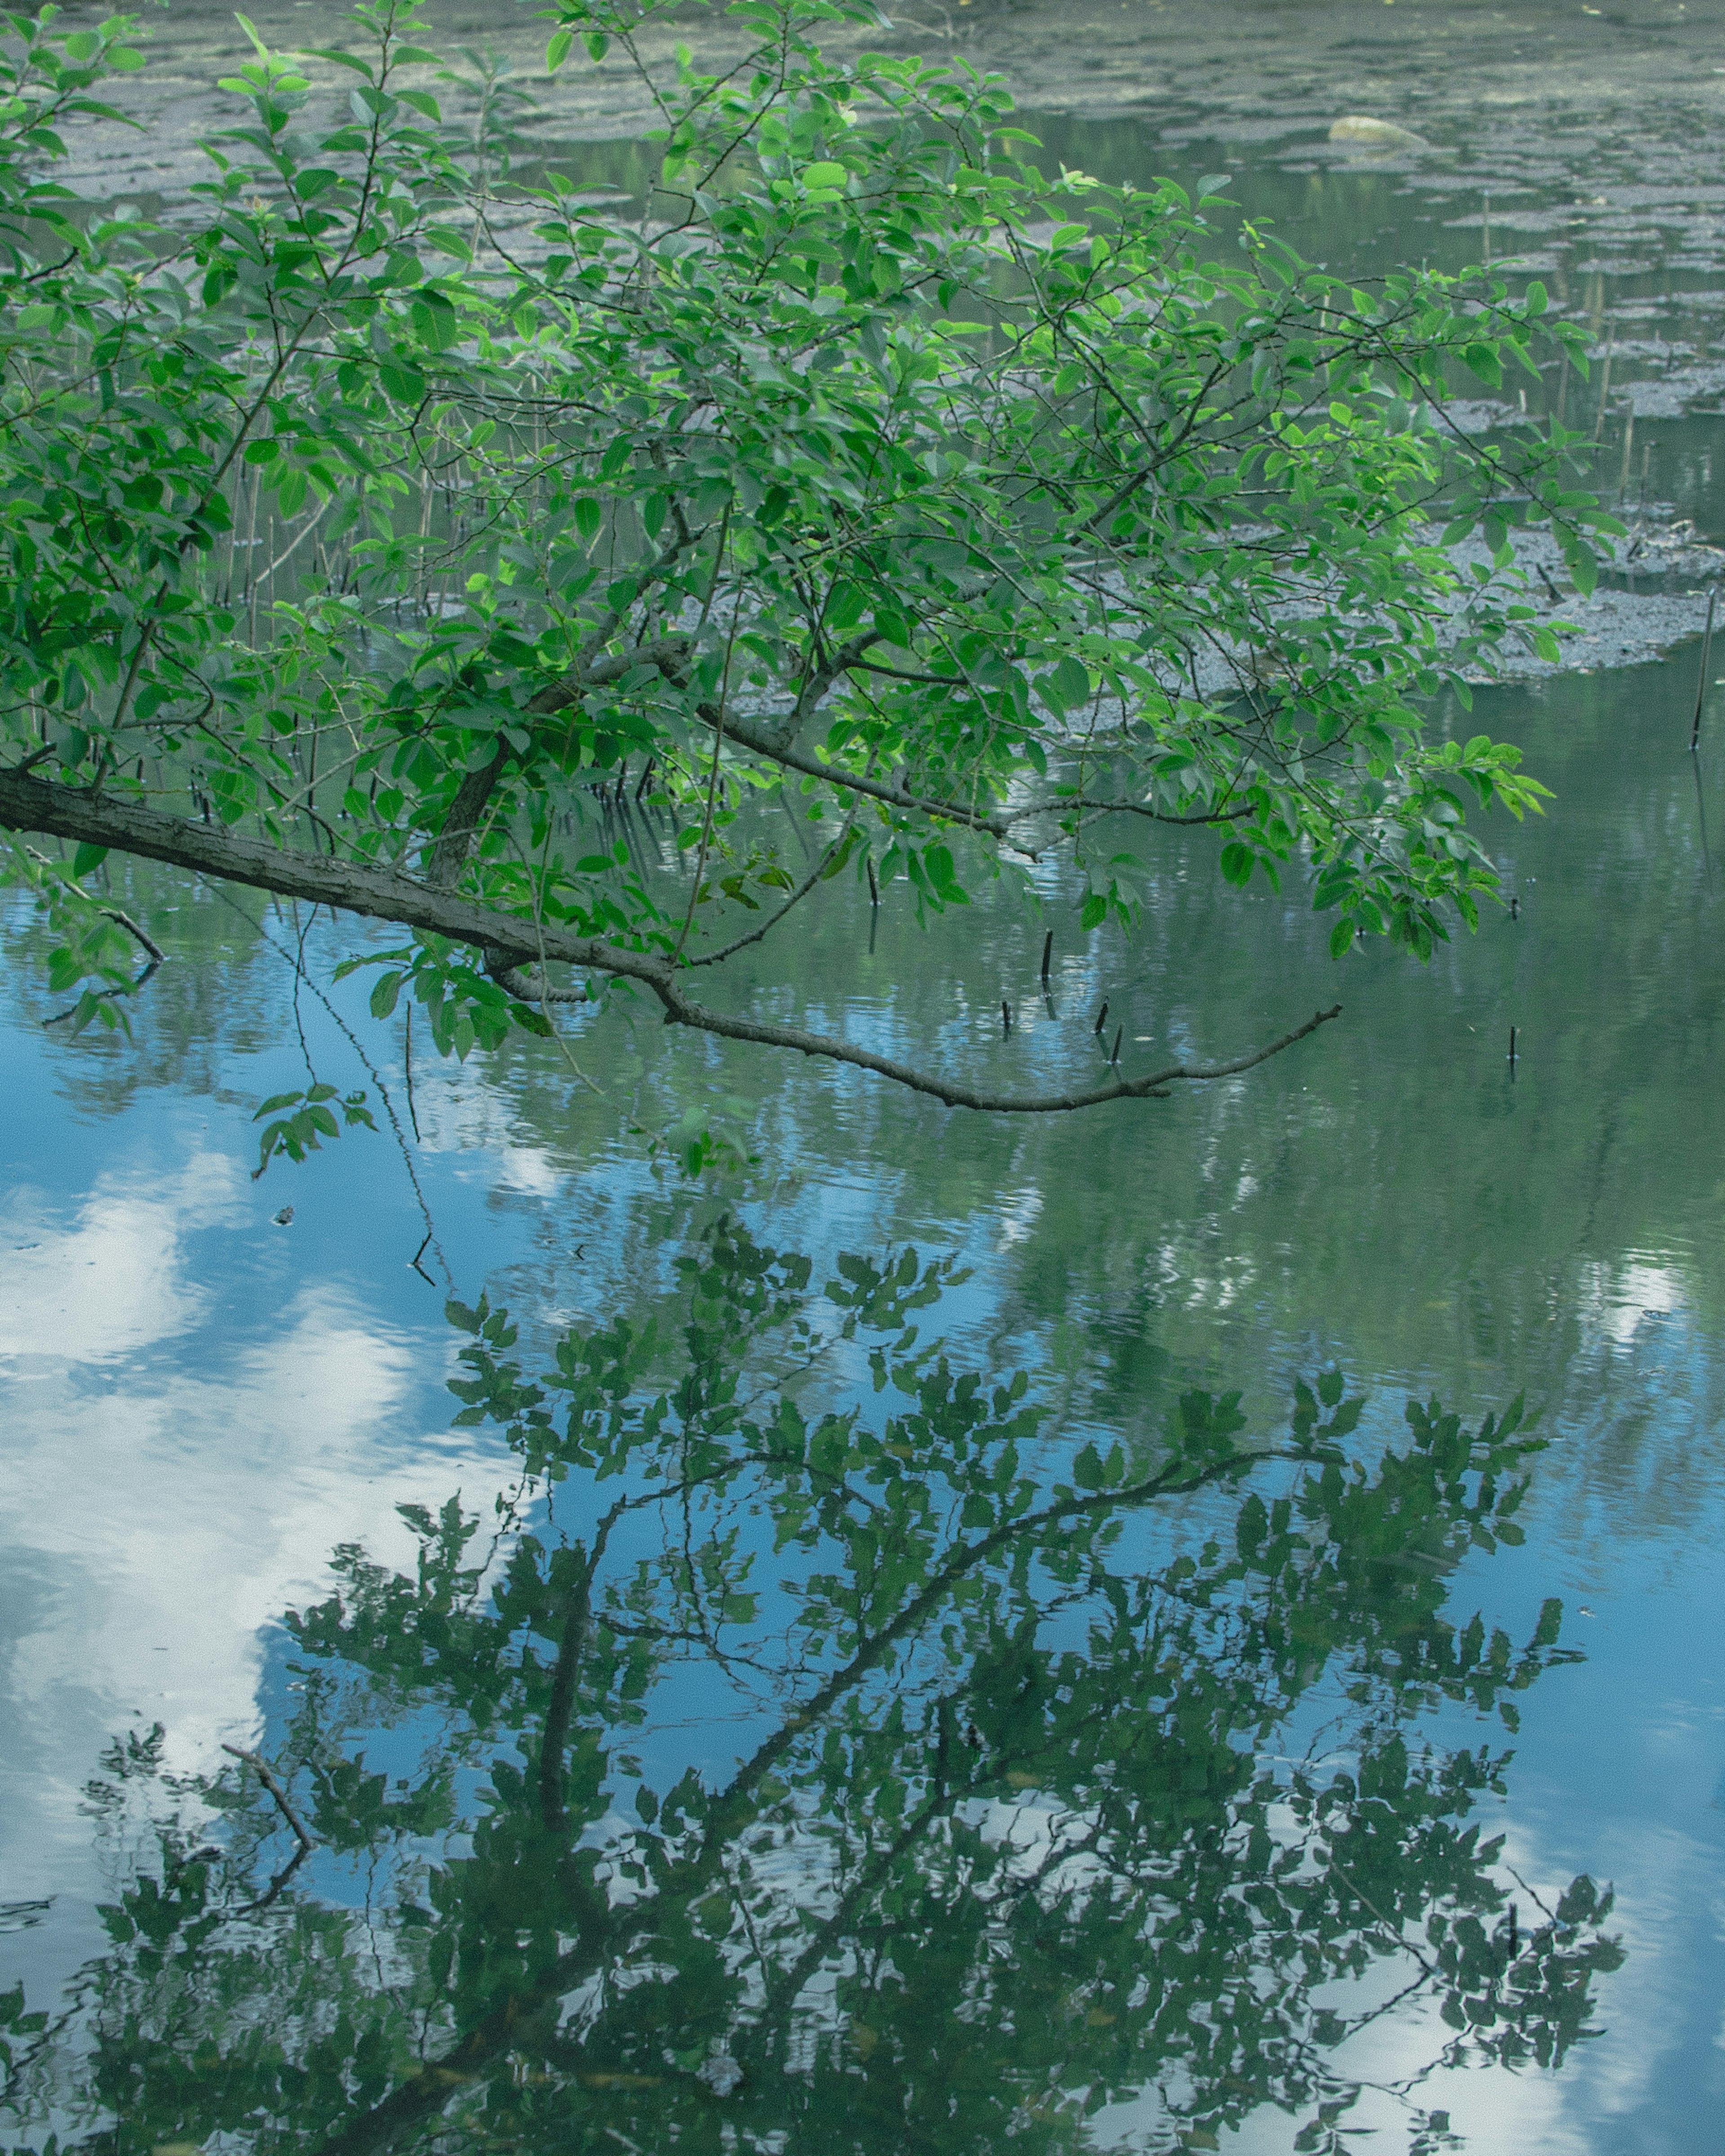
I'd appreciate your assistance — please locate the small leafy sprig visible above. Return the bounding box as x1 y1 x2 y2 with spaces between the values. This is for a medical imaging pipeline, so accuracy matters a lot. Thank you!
252 1081 377 1177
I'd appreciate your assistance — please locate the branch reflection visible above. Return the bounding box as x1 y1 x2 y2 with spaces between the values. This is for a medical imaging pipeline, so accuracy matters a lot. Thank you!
2 1223 1622 2154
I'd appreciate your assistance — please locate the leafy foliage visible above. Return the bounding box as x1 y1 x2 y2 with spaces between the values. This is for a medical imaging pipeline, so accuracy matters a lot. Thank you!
0 1224 1621 2154
0 0 1611 1106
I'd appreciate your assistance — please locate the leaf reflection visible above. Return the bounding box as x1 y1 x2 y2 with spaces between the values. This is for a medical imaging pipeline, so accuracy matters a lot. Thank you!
3 1223 1621 2154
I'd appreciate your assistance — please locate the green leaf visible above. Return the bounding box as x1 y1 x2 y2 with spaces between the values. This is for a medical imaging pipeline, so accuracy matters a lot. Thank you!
410 291 461 352
1046 655 1091 711
378 362 426 405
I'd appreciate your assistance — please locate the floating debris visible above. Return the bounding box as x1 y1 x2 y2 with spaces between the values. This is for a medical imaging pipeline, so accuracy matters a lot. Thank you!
271 1206 294 1227
1329 116 1429 150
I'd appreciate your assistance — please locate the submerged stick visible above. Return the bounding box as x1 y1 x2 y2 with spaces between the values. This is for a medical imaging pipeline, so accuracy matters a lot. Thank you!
1692 588 1716 752
1040 929 1053 986
1693 747 1714 888
1093 998 1108 1038
404 1003 422 1145
1593 327 1615 442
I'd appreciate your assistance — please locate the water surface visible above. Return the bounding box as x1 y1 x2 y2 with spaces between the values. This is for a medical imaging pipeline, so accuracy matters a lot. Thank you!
4 93 1725 2156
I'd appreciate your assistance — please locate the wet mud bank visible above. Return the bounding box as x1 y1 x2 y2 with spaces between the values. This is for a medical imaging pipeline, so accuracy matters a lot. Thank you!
43 0 1725 678
51 0 1725 211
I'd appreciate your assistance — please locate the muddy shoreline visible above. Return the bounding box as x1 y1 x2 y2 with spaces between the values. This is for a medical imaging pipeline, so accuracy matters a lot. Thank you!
40 0 1725 678
47 0 1725 199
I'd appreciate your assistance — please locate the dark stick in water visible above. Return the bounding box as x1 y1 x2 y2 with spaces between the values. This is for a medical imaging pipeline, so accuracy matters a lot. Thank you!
1040 929 1053 986
1693 748 1713 888
1593 327 1615 443
1692 589 1716 752
404 1003 422 1145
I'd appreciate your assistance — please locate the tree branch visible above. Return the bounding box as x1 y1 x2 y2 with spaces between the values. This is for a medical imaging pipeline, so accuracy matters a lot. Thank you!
102 906 167 965
221 1742 315 1854
998 791 1254 830
0 769 1340 1114
650 972 1343 1113
424 742 509 887
425 635 703 888
486 958 589 1003
654 648 1249 838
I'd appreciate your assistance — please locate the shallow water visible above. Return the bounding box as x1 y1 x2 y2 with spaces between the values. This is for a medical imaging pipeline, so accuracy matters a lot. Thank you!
5 87 1725 2156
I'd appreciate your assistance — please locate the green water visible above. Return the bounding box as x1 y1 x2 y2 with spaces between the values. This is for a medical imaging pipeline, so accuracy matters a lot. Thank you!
5 97 1725 2156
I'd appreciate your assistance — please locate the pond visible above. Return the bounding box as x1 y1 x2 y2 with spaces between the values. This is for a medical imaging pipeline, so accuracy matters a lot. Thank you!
4 76 1725 2156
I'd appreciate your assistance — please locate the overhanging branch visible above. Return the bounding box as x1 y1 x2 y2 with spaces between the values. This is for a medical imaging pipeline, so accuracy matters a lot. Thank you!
576 639 1244 841
0 767 1340 1113
649 974 1343 1113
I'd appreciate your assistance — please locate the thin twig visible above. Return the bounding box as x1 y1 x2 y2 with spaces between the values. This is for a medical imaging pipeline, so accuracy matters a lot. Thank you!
210 887 451 1284
1325 1852 1438 1975
102 906 167 965
42 961 160 1025
221 1743 315 1852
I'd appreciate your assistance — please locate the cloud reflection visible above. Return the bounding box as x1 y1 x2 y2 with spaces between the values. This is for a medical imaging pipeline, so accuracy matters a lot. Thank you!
0 1158 512 1972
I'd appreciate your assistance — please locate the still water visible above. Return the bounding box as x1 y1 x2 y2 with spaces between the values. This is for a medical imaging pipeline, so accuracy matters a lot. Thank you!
5 101 1725 2156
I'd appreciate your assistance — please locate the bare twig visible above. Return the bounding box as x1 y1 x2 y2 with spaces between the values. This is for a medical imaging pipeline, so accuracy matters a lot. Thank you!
102 906 167 965
650 975 1345 1114
487 959 589 1003
209 885 450 1284
221 1742 315 1852
42 960 159 1025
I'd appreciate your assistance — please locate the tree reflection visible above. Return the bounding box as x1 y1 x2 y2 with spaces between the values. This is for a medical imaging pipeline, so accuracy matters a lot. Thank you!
1 1224 1621 2154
